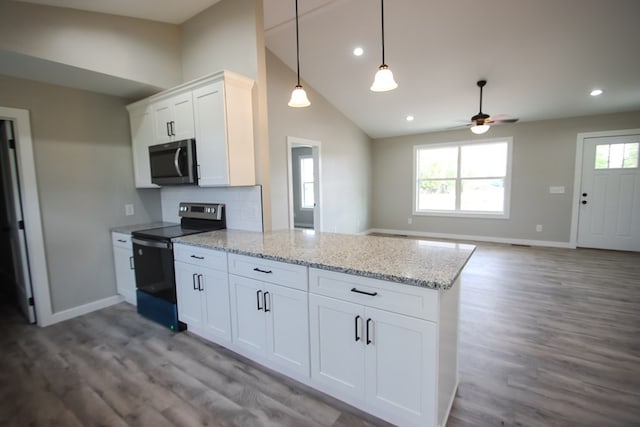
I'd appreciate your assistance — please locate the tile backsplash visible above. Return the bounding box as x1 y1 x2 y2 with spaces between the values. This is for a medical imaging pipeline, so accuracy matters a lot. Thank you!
160 185 263 232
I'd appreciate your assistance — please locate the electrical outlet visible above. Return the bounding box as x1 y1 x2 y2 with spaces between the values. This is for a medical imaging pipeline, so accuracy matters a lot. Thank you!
125 204 135 216
408 218 413 224
536 224 543 232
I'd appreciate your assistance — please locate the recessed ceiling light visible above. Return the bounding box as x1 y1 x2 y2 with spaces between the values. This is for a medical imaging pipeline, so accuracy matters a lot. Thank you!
406 115 414 122
353 47 364 56
590 89 603 96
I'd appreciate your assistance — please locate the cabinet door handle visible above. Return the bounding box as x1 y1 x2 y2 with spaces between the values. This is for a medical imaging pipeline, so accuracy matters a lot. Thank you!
197 274 204 292
366 318 373 345
192 273 198 290
166 122 171 137
351 287 378 297
117 239 127 243
263 291 270 312
190 255 205 260
129 256 134 270
170 121 176 136
253 267 273 274
256 289 263 311
354 315 361 342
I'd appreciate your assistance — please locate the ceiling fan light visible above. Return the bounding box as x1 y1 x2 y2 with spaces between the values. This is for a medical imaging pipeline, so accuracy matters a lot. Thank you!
370 65 398 92
288 85 311 108
470 124 490 134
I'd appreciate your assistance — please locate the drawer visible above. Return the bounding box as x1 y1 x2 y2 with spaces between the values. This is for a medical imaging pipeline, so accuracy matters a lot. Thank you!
174 243 227 272
228 253 308 291
112 232 131 248
309 268 439 322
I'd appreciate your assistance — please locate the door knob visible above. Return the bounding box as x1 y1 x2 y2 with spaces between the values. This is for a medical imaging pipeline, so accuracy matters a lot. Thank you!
582 193 587 197
582 200 587 205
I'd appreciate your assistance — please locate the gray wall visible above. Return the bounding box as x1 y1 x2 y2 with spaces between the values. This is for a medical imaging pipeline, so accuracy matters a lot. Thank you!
0 1 181 90
266 50 372 233
371 111 640 243
0 75 161 312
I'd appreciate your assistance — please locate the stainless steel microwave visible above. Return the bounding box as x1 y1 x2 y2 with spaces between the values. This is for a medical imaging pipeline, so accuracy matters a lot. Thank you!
149 139 197 185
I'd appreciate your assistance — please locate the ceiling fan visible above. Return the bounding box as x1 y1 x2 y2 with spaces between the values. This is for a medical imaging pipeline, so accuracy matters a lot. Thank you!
466 79 518 134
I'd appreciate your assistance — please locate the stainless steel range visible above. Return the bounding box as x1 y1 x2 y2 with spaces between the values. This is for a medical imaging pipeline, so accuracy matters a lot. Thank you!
131 202 225 330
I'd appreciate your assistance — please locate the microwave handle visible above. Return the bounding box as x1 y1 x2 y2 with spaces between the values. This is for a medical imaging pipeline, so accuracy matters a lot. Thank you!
174 147 183 177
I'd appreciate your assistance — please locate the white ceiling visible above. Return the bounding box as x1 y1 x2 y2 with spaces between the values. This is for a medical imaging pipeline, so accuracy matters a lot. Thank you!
11 0 640 139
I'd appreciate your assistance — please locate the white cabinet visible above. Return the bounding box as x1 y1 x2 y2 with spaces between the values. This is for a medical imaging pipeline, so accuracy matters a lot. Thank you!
193 76 255 187
174 244 231 345
228 254 309 379
152 92 195 144
126 70 255 189
128 107 158 188
309 268 444 427
111 232 136 305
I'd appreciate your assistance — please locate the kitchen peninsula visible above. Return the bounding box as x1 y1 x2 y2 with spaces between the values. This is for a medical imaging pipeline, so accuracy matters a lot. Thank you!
173 230 475 427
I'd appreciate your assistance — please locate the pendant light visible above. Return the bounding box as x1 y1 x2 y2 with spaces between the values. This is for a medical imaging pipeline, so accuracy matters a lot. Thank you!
370 0 398 92
288 0 311 107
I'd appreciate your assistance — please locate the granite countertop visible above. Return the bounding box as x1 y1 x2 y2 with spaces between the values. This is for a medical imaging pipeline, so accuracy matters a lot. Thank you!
174 229 475 290
111 222 176 234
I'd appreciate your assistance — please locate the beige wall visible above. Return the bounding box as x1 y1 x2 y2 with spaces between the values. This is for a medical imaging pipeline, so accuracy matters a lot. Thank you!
0 75 161 312
0 1 181 90
181 0 260 81
371 111 640 244
266 50 372 233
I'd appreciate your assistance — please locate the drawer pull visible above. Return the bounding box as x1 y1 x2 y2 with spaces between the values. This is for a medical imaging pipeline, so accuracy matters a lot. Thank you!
190 255 205 260
351 287 378 297
117 239 127 243
253 267 273 274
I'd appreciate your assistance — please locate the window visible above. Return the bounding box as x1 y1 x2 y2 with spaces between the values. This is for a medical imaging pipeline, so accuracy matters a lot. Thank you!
300 155 315 209
595 142 638 169
414 138 512 218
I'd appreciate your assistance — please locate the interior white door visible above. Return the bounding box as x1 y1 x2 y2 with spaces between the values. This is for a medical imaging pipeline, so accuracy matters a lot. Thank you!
577 135 640 251
0 120 36 323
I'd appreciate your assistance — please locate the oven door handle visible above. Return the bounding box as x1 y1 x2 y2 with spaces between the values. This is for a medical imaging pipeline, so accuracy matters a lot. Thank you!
132 237 172 250
174 147 183 177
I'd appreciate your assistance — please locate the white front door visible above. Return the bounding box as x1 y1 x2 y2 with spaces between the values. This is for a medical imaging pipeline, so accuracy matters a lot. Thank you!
0 119 36 322
577 135 640 251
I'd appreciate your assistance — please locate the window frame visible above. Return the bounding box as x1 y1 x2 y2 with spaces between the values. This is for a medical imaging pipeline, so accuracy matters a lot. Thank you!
412 137 513 219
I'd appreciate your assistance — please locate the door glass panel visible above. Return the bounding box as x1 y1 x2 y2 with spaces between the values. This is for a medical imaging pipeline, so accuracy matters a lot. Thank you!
595 143 639 169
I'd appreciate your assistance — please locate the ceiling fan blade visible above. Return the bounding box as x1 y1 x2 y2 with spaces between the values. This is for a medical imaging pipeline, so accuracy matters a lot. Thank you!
490 118 519 124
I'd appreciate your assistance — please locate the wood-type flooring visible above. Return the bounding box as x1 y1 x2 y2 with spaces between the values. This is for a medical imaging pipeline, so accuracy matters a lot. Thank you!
1 243 639 426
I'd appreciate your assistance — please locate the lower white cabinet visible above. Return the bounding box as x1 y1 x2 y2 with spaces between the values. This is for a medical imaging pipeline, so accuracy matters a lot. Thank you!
174 245 231 345
229 274 310 378
309 269 447 427
111 232 136 305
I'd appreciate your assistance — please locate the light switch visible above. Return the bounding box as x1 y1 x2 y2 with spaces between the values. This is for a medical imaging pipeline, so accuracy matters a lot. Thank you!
125 204 135 216
549 186 565 194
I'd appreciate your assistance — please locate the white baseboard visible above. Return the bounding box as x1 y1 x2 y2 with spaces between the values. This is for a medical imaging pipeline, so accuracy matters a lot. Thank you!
367 228 575 249
43 294 124 326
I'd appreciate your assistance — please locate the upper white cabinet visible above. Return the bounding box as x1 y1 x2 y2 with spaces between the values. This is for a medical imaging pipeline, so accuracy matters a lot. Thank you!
126 70 255 188
152 92 195 144
128 107 158 188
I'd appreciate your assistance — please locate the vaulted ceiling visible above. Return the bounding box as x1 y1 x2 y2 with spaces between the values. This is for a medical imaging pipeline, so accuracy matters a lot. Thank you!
11 0 640 138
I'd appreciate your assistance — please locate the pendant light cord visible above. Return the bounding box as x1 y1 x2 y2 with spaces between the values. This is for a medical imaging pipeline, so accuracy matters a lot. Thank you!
380 0 386 65
295 0 301 86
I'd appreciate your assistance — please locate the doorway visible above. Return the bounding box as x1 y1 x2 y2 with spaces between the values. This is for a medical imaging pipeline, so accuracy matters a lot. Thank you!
0 119 36 322
0 107 51 326
287 137 321 231
574 130 640 251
